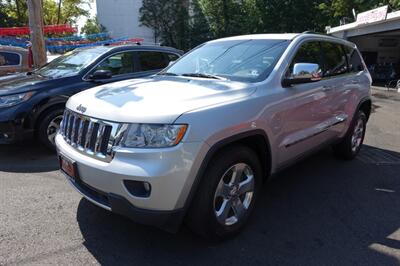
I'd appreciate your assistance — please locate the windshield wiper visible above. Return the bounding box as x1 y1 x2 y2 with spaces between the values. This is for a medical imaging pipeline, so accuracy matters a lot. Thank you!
26 70 47 78
157 72 178 76
181 73 225 80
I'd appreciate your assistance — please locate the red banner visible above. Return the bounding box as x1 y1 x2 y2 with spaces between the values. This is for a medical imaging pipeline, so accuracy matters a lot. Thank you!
0 24 77 36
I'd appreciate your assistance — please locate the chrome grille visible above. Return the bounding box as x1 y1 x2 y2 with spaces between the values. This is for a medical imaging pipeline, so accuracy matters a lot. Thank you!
60 109 126 162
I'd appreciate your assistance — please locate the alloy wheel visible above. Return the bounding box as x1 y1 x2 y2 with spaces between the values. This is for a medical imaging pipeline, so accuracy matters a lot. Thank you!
213 163 255 226
351 117 364 152
46 115 63 145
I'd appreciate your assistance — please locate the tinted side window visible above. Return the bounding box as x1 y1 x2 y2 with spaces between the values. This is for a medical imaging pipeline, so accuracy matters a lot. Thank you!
0 52 20 66
343 46 365 73
95 51 135 75
166 53 179 62
287 41 323 77
321 42 348 77
139 51 170 71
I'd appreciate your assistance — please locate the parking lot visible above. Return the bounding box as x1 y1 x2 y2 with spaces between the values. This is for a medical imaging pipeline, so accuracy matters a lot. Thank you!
1 88 400 266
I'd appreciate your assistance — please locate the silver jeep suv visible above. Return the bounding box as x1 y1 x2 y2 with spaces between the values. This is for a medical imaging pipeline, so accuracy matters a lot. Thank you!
55 33 371 239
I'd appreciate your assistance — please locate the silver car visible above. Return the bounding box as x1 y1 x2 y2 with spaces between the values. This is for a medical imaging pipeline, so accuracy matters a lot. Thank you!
55 33 372 240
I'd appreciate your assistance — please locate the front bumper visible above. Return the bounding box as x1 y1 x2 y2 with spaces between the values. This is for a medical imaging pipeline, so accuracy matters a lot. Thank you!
63 172 186 232
0 119 33 144
0 105 33 144
55 134 208 230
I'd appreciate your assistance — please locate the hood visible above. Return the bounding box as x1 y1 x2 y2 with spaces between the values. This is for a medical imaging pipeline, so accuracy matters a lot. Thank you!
66 76 256 124
0 72 51 95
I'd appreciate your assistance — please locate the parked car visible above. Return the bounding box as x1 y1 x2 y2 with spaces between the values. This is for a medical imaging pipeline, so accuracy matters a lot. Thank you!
0 44 183 148
0 45 32 76
55 33 372 240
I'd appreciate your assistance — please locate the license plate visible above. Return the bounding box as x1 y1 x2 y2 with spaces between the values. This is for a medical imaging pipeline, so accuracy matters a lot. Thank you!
59 155 79 181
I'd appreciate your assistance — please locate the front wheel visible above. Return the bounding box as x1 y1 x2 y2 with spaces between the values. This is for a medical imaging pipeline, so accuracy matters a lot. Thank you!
332 110 367 160
186 145 262 240
37 108 64 150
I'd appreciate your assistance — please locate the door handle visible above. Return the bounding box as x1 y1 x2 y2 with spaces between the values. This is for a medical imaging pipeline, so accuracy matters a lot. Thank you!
351 80 358 84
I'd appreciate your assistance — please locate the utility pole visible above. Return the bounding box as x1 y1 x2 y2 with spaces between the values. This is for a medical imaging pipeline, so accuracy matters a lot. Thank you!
27 0 47 68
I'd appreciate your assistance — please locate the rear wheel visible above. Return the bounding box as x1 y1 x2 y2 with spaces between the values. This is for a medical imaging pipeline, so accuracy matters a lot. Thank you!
186 145 262 240
37 108 64 150
333 110 367 160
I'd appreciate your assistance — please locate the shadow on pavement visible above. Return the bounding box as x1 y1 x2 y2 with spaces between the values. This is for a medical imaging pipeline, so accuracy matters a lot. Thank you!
0 141 59 173
76 146 400 266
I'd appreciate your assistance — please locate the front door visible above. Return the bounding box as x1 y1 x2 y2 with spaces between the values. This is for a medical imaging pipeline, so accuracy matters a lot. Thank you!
275 40 337 166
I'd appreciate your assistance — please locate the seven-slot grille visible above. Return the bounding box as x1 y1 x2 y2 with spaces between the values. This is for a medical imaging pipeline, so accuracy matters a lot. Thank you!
60 109 120 161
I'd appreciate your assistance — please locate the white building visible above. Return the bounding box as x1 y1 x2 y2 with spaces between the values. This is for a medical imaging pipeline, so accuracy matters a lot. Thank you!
96 0 155 43
327 6 400 75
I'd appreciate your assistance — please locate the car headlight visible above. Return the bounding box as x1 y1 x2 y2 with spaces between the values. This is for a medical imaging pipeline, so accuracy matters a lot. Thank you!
121 124 188 148
0 92 34 108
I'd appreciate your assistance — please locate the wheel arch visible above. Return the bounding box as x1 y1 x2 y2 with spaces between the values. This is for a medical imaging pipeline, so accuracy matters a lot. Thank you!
358 98 372 121
33 98 67 130
182 129 272 215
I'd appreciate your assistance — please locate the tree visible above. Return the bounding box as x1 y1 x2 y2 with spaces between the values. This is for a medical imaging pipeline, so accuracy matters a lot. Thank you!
318 0 400 26
0 0 92 27
198 0 261 38
0 2 19 27
81 16 108 38
27 0 47 67
187 0 211 48
140 0 191 49
254 0 330 33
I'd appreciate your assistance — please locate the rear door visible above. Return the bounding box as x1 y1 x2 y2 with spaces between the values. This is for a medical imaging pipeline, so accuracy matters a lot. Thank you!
319 41 351 137
336 45 370 135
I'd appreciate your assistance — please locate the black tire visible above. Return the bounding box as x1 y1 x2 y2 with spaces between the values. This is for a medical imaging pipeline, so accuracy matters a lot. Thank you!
186 145 262 240
332 110 367 160
37 108 64 150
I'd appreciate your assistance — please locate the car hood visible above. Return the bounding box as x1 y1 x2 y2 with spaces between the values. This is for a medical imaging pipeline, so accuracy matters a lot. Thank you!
0 72 51 95
66 76 256 124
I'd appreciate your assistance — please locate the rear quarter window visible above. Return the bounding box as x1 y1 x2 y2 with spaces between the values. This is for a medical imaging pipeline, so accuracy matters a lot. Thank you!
343 46 365 73
0 52 21 66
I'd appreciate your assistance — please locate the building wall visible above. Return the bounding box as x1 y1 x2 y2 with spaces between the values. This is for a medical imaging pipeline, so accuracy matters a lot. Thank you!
96 0 155 43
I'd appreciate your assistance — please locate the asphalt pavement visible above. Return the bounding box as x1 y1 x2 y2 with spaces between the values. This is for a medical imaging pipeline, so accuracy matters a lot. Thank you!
1 89 400 266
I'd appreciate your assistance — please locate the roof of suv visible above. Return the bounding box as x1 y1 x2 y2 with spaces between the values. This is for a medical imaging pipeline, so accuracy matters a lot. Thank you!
210 32 356 48
211 33 300 42
76 44 183 55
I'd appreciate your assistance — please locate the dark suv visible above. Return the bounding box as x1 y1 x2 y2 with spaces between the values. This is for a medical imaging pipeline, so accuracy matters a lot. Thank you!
0 44 182 148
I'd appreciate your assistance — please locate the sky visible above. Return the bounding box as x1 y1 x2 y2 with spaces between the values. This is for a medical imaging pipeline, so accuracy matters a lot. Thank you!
76 0 97 32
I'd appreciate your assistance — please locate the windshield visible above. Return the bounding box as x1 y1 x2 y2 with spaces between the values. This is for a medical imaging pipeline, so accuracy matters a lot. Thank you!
163 39 289 82
37 48 104 78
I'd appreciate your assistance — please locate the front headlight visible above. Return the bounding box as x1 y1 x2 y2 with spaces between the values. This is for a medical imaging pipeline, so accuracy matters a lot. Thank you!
0 91 34 108
121 124 188 148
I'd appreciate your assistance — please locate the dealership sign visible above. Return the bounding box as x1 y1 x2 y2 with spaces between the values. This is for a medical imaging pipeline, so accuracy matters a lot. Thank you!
357 5 388 25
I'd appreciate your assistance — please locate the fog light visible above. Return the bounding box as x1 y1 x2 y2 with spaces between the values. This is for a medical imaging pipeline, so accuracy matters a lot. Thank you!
124 180 151 198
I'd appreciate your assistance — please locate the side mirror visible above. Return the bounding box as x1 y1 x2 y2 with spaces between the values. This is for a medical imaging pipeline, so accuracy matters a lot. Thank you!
89 69 112 80
282 63 322 87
